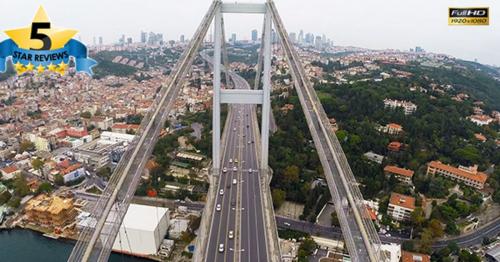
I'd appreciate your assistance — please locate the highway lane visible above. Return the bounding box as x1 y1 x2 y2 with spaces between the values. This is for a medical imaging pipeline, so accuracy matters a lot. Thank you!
205 67 269 261
239 103 268 262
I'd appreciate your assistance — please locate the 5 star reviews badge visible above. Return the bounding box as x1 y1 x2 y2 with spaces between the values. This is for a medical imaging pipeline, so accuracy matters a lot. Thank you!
0 6 97 75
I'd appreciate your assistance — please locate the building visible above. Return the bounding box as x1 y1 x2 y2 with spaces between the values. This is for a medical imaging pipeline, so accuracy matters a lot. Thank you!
111 123 140 134
384 165 414 184
485 242 500 262
100 131 135 144
24 194 77 228
251 29 258 42
364 151 385 164
387 141 403 152
468 114 494 126
380 123 403 135
401 251 430 262
0 165 21 180
426 161 488 189
112 204 170 256
384 99 417 115
387 193 415 221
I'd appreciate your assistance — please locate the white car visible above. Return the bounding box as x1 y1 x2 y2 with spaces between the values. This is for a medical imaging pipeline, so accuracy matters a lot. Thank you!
232 178 237 185
233 166 237 172
248 141 251 144
248 168 253 173
233 128 236 131
218 243 224 253
228 230 234 239
216 204 221 211
229 158 233 163
222 167 227 173
219 189 224 195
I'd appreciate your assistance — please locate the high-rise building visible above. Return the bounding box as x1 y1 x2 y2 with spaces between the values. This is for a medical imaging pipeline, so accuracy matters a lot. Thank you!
251 29 258 42
271 29 277 43
415 46 424 53
315 35 322 49
231 33 236 44
127 37 133 44
99 36 103 45
141 31 147 43
180 34 185 43
289 32 297 43
305 33 314 45
298 30 304 44
93 37 96 46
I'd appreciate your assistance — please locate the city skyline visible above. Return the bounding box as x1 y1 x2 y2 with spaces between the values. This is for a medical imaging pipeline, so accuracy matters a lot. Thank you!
0 0 498 66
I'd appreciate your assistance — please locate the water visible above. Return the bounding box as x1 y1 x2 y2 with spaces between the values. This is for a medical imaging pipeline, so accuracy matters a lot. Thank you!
0 229 152 262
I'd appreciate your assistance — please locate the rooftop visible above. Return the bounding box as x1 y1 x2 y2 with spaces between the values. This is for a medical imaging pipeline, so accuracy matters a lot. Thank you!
384 165 414 177
120 204 169 232
428 161 488 184
389 192 415 210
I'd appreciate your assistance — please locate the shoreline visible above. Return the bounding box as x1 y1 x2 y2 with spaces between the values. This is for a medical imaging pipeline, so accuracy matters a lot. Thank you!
0 226 161 261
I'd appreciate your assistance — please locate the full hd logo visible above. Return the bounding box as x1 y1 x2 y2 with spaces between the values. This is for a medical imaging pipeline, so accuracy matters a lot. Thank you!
449 7 489 25
0 6 97 75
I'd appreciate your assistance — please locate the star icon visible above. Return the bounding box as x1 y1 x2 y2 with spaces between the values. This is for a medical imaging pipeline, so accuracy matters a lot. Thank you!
47 63 57 72
56 67 66 76
4 6 77 50
58 61 68 71
13 61 24 71
25 63 35 71
36 64 45 73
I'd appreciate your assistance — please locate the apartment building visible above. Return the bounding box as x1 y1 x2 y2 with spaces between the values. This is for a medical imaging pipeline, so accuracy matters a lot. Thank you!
426 161 488 190
384 98 417 115
24 194 77 228
387 192 415 221
384 165 414 184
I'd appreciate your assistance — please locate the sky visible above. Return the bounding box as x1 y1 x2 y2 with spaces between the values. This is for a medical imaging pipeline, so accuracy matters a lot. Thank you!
0 0 499 66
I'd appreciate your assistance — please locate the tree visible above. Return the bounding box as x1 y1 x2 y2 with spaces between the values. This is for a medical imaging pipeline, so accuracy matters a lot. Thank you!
272 189 286 209
80 111 92 119
428 219 444 238
54 174 64 186
13 174 30 197
37 182 53 194
19 140 35 152
410 207 426 227
96 167 111 180
7 196 21 208
31 158 45 179
298 237 317 261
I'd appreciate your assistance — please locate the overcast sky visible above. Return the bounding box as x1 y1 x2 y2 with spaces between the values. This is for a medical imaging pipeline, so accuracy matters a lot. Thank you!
0 0 499 66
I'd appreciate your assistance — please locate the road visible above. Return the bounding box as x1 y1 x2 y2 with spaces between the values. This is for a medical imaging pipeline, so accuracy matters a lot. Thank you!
205 70 268 262
74 189 500 251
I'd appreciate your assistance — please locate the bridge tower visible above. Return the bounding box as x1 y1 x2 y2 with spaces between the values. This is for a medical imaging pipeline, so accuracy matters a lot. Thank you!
211 2 273 173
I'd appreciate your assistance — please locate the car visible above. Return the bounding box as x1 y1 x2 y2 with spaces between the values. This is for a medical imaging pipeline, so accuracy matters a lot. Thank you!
235 159 238 163
218 244 224 253
243 134 246 137
284 222 291 227
219 189 224 195
248 168 253 173
252 140 254 143
216 204 221 211
229 158 233 163
233 166 237 171
247 125 249 128
222 167 227 173
233 128 236 131
232 178 237 184
228 230 234 239
248 141 251 144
